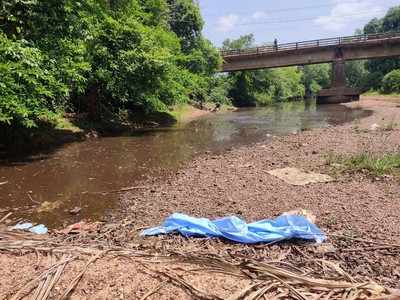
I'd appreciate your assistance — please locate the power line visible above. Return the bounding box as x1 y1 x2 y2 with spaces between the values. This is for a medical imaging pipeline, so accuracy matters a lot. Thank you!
232 9 387 27
201 0 394 18
201 1 337 17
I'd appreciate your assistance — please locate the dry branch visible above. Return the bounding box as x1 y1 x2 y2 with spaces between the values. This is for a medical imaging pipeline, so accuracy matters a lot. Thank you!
2 228 399 300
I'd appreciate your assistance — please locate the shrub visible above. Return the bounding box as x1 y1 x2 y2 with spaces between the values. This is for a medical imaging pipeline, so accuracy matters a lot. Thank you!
382 69 400 94
0 34 68 128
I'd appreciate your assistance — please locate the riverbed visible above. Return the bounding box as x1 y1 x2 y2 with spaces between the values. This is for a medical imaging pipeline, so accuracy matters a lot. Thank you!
0 100 371 227
1 97 400 298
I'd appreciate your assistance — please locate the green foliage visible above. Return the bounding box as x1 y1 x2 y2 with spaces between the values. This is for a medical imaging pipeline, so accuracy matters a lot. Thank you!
166 0 204 52
4 0 399 136
0 34 68 128
207 75 233 105
263 68 305 103
226 66 306 107
228 71 258 107
0 0 224 132
363 6 400 90
330 152 400 177
382 69 400 94
302 64 330 95
222 34 255 50
222 35 305 106
363 18 383 34
382 6 400 32
345 60 368 89
90 14 183 111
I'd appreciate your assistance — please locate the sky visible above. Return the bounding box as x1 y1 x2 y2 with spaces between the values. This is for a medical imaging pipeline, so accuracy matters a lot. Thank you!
198 0 398 46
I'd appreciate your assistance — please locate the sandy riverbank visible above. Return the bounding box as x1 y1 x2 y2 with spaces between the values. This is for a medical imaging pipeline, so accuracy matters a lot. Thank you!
1 97 400 299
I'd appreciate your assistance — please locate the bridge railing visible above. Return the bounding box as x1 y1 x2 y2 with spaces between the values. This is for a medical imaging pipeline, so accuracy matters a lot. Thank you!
220 32 400 57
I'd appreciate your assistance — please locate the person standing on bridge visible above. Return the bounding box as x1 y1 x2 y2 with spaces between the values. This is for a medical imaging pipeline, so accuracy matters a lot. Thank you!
274 38 278 51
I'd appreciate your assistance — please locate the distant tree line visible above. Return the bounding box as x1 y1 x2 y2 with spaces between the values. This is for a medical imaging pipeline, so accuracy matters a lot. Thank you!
361 6 400 93
221 6 400 107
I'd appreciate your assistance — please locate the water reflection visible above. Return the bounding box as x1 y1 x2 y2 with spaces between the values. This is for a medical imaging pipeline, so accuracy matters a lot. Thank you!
0 101 372 227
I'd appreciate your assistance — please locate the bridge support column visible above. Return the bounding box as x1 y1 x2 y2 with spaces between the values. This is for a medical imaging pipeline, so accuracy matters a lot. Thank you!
317 60 360 104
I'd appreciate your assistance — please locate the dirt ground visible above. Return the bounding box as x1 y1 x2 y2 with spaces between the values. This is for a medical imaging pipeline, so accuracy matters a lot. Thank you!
1 96 400 299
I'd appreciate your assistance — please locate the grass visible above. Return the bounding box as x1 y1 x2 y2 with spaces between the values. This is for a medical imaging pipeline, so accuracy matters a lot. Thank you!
54 116 83 133
362 91 400 103
327 152 400 177
170 103 206 124
170 102 235 123
363 90 400 97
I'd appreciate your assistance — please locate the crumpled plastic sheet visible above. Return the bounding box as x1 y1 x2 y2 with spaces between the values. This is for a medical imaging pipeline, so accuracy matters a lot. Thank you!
11 223 48 235
141 213 326 244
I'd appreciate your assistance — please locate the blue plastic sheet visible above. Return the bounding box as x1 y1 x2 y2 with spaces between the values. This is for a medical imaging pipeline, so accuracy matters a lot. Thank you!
11 223 48 235
141 213 326 244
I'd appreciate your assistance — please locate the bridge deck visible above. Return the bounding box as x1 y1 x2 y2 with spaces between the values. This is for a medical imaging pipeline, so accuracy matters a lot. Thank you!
221 32 400 58
220 32 400 72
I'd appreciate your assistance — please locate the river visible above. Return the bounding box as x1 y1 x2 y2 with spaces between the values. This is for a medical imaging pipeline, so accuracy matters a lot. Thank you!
0 101 371 228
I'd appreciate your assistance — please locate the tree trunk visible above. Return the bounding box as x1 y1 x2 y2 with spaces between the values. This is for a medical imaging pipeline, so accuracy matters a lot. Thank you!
87 85 99 121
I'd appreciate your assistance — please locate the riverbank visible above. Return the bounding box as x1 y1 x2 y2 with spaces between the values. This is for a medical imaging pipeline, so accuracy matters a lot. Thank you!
0 104 215 158
1 96 400 299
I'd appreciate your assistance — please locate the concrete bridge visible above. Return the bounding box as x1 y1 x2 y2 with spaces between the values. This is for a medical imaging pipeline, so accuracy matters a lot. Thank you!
220 32 400 104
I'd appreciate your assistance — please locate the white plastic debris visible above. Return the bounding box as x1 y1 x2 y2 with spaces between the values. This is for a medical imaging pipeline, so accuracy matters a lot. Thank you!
370 123 380 131
11 222 48 234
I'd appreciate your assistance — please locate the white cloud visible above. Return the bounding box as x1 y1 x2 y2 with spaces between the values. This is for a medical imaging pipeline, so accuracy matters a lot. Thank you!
216 10 270 32
252 11 268 20
216 14 240 32
314 0 385 31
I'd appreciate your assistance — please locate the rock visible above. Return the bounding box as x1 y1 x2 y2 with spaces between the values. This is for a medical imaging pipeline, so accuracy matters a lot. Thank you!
37 201 62 213
370 123 380 131
283 209 317 223
56 221 100 235
315 243 336 254
267 167 334 186
330 163 343 168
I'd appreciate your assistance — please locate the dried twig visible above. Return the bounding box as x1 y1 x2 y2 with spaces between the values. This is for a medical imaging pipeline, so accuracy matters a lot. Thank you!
139 281 169 300
2 228 399 300
330 234 400 249
155 269 222 300
58 251 106 300
11 256 76 300
27 192 40 204
0 212 12 223
87 186 147 195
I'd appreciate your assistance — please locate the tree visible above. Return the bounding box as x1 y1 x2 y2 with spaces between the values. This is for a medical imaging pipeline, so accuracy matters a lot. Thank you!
382 6 400 32
363 18 383 34
345 60 368 89
222 35 257 106
222 34 305 106
222 34 255 50
302 64 330 96
363 6 400 90
0 0 224 131
382 69 400 94
166 0 203 52
0 34 68 128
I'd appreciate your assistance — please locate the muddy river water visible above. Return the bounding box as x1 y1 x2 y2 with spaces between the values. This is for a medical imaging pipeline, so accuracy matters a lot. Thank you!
0 101 371 228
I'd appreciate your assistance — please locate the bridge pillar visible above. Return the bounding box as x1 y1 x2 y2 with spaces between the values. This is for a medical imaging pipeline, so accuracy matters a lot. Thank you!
317 59 360 105
332 59 346 87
